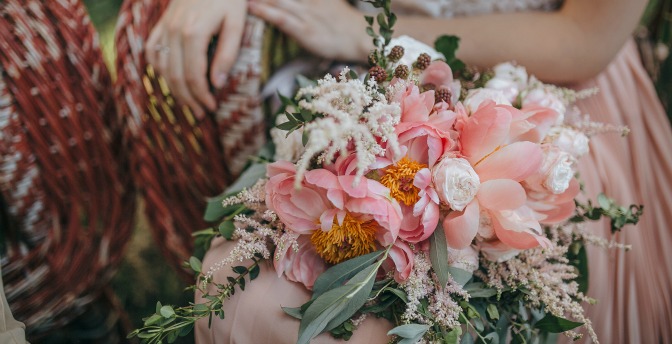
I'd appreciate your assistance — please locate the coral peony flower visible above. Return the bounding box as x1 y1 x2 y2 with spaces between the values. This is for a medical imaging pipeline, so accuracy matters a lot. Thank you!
267 162 404 288
440 101 549 252
385 240 415 282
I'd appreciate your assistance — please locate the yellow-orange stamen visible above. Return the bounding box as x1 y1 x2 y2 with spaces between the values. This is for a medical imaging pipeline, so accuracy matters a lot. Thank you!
380 156 427 206
311 213 378 264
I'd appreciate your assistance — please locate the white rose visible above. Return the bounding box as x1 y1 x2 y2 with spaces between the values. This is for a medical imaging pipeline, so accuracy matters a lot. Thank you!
447 246 480 273
432 157 480 211
548 127 590 158
271 114 305 162
463 88 512 114
385 35 444 69
540 146 574 194
485 62 528 102
522 88 566 123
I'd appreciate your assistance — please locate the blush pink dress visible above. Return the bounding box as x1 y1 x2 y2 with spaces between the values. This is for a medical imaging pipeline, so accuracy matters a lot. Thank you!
196 1 672 343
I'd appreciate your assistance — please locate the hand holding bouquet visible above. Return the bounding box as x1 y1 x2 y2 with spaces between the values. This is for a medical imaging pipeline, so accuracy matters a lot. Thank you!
130 1 642 343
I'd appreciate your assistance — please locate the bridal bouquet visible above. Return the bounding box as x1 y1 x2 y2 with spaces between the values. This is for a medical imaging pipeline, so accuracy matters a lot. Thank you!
129 1 642 343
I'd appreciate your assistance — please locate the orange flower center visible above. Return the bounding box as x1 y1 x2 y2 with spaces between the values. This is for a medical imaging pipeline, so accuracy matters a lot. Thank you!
311 213 378 264
380 156 428 206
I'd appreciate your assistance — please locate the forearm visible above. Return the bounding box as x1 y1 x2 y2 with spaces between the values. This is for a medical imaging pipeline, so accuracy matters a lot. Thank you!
386 1 647 83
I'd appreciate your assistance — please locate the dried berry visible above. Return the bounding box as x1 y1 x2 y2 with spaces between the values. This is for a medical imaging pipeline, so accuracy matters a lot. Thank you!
369 66 388 83
387 45 405 63
435 86 453 105
394 64 409 80
414 53 431 70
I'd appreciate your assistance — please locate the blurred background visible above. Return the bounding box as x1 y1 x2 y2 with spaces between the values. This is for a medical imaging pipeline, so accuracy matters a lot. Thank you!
28 0 672 342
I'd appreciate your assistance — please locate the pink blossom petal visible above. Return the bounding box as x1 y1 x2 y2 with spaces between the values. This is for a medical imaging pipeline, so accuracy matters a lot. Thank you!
266 160 296 178
290 187 329 219
319 209 338 232
387 241 415 283
539 200 576 224
460 102 513 163
443 201 480 249
413 168 432 189
304 169 339 189
492 218 545 250
475 141 543 182
477 179 527 211
338 175 368 198
514 106 560 143
493 206 543 235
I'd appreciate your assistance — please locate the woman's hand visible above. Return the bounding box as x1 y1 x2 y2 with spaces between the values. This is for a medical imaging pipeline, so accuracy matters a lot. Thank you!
248 0 370 63
146 0 247 118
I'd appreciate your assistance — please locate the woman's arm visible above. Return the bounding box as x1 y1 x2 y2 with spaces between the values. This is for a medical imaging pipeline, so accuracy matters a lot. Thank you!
249 0 648 83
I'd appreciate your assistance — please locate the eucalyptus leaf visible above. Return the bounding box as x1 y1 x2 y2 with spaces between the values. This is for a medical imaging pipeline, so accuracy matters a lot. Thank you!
384 287 409 303
282 306 303 319
189 256 202 273
296 74 316 89
429 225 450 288
179 322 195 337
460 332 474 344
160 305 175 318
298 264 379 343
218 221 236 240
203 162 268 222
312 250 383 298
447 266 473 287
487 304 500 320
445 327 462 344
464 282 497 298
534 314 583 333
277 121 298 131
387 324 430 340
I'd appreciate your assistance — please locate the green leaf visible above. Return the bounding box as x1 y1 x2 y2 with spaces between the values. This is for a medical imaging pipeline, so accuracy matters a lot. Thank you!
277 120 297 131
444 326 462 344
487 304 500 320
366 26 375 38
464 282 497 298
203 163 268 222
166 330 179 343
302 130 309 146
434 35 460 61
312 250 383 298
179 322 195 337
218 221 236 240
387 324 430 342
299 109 313 122
534 314 583 333
597 193 612 210
447 266 473 287
377 12 388 29
567 241 589 293
232 266 248 274
193 303 209 315
460 332 473 344
249 264 260 280
160 305 176 318
282 306 303 319
365 15 374 25
278 92 295 108
189 256 202 273
143 314 163 326
155 301 162 314
296 74 316 89
384 287 409 303
429 224 450 288
297 264 379 344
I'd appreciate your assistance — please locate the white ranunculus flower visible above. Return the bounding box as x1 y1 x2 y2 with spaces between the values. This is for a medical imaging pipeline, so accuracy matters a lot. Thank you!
463 88 512 114
447 246 480 273
485 62 528 102
432 157 480 211
271 114 305 162
385 35 444 69
548 127 590 158
540 147 574 194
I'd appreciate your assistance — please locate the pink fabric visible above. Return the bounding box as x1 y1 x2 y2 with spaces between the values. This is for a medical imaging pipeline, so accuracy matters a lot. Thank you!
572 40 672 343
196 39 672 343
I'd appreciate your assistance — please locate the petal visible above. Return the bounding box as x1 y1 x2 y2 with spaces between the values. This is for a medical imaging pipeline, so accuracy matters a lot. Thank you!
290 187 328 219
266 160 296 178
460 102 512 163
443 201 480 249
492 218 544 250
387 241 415 283
304 169 338 189
338 175 368 198
477 179 527 210
475 141 543 182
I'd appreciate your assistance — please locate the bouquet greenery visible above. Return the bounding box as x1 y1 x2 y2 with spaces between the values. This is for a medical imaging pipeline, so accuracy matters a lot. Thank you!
129 1 642 343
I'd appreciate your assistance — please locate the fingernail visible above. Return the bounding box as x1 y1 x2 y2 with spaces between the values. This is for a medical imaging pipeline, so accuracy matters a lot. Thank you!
214 73 228 89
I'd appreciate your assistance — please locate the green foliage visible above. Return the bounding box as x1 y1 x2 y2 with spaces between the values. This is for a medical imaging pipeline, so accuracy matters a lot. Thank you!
571 193 644 233
128 257 263 344
429 224 451 288
388 324 431 344
434 35 466 73
534 314 583 333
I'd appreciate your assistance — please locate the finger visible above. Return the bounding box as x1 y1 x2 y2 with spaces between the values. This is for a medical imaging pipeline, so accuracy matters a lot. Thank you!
209 14 249 89
181 25 217 111
251 0 305 15
146 21 163 67
247 1 304 36
167 33 205 118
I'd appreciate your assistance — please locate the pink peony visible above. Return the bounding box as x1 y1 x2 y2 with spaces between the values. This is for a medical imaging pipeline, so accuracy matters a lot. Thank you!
267 162 404 289
440 102 550 252
385 240 415 283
